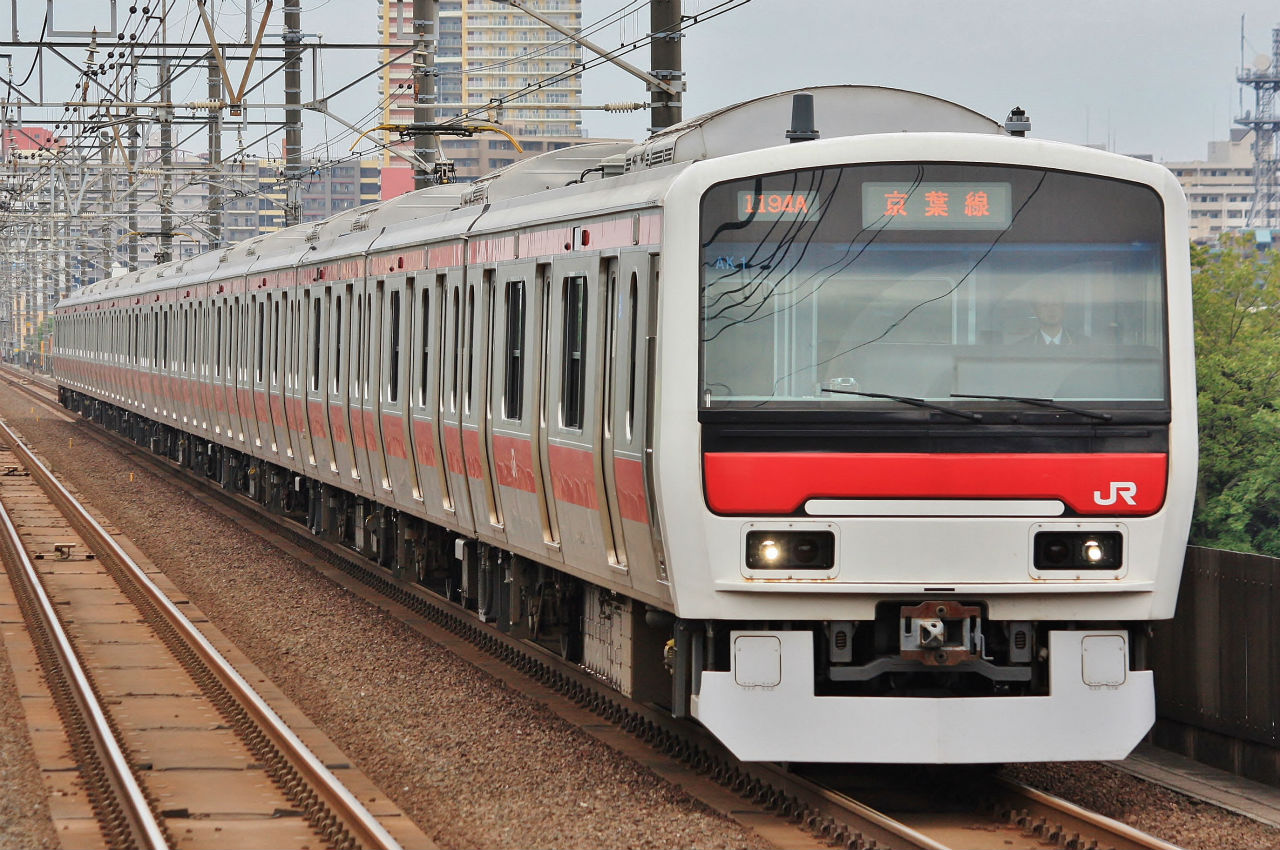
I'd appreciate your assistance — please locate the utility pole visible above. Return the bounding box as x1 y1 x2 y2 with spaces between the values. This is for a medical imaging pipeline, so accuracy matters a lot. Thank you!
99 130 112 279
208 51 223 249
283 0 303 226
128 122 140 271
158 1 175 264
649 0 684 132
412 0 438 189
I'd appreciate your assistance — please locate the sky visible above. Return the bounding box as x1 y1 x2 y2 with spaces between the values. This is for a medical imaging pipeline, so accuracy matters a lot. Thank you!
6 0 1280 164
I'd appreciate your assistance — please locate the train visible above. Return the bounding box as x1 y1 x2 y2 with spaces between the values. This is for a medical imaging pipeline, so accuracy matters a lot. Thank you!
51 85 1196 764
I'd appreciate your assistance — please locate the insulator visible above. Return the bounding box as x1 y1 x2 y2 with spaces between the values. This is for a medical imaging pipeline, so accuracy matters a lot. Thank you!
605 102 644 113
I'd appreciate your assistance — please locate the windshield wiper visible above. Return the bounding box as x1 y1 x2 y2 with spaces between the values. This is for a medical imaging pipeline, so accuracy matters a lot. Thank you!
949 393 1112 422
822 387 983 421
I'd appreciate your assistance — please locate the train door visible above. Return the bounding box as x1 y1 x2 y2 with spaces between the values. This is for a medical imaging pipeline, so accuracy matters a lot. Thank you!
178 303 194 427
237 295 263 451
352 280 387 495
346 278 375 497
489 264 550 556
291 288 318 469
606 254 666 600
211 299 228 440
267 293 288 455
327 284 358 490
408 273 453 525
459 268 506 543
544 260 624 586
304 289 334 476
531 264 563 559
440 267 476 533
598 258 629 572
362 278 391 497
250 294 272 454
380 275 419 508
192 302 209 435
146 307 160 416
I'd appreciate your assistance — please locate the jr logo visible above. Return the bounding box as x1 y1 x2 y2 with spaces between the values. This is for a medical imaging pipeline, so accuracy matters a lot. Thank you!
1093 481 1138 506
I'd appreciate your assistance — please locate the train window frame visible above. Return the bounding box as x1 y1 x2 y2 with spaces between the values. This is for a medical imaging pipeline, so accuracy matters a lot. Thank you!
332 293 343 394
463 285 476 415
364 293 373 401
503 279 526 421
256 299 266 383
560 275 588 431
388 287 402 404
450 286 461 413
352 295 363 403
418 285 431 407
311 293 322 393
625 271 640 440
272 300 281 386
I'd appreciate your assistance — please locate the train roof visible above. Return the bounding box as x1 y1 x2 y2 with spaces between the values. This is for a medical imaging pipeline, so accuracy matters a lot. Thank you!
59 85 1013 308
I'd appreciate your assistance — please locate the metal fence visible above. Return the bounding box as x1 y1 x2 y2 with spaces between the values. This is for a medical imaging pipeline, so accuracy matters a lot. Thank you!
1150 545 1280 783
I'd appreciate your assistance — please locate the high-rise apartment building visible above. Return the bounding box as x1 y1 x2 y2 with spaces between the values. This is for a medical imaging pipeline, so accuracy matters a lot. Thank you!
377 0 588 193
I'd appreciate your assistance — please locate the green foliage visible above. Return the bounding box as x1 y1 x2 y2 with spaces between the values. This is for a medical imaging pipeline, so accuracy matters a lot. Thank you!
1190 232 1280 555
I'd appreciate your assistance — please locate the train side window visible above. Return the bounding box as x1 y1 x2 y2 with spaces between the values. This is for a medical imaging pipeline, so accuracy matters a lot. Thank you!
332 294 342 393
450 287 460 413
271 301 280 384
364 293 373 400
388 288 401 403
463 286 475 414
561 276 587 430
626 272 639 439
256 300 265 382
503 280 526 420
418 287 430 406
352 297 363 400
308 294 319 392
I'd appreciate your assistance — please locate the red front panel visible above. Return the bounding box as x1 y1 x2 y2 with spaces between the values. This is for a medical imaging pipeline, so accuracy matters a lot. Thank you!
703 452 1168 516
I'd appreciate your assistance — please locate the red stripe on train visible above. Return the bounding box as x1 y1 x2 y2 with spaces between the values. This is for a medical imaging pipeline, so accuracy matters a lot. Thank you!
703 452 1168 516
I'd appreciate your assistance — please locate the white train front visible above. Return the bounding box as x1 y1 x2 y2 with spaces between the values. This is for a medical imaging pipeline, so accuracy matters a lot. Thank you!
52 86 1196 764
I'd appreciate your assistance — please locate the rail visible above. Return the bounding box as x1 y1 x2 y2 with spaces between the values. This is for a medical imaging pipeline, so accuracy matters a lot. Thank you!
0 414 403 850
0 433 167 849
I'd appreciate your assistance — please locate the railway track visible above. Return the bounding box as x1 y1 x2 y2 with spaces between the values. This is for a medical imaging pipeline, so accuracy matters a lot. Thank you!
1 367 1183 850
0 400 411 850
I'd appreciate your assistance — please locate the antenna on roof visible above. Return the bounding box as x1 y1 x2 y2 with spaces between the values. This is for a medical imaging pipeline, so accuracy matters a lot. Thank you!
786 92 820 143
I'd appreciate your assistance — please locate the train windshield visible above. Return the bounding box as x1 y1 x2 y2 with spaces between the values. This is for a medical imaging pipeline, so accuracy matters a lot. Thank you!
699 163 1168 413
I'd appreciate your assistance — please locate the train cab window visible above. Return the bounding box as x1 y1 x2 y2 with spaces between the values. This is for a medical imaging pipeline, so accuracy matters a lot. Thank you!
388 289 401 403
503 280 526 420
699 163 1168 411
561 276 587 430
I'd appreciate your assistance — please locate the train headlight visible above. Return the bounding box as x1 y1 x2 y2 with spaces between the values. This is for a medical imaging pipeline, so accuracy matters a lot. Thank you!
1033 531 1122 570
745 530 835 570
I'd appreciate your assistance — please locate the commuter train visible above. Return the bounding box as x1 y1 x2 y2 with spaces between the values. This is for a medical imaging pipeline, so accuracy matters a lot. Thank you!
51 86 1196 763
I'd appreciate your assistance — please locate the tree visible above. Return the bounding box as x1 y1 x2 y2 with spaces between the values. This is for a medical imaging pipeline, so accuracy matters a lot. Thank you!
1190 232 1280 554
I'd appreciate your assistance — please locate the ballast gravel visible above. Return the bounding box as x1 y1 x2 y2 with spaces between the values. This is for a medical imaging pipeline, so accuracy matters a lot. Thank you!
2 390 1279 849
